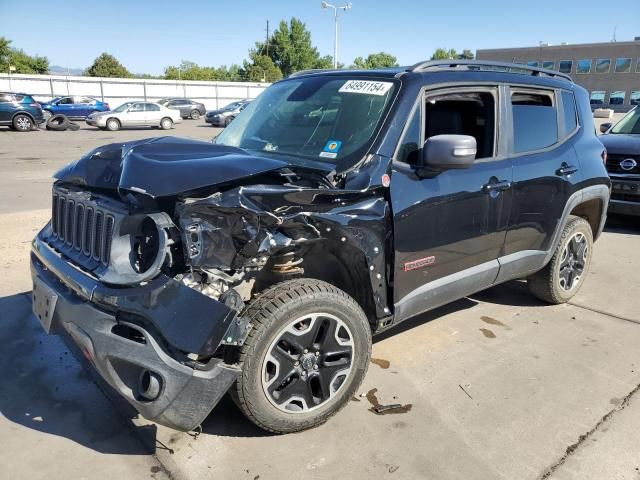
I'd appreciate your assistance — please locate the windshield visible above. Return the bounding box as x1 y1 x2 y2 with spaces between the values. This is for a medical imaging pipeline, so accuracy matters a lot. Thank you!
215 76 398 168
113 102 133 113
611 107 640 134
222 102 243 111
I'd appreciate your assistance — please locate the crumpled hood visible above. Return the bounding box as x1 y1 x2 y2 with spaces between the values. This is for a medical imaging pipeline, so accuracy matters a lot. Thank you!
53 136 293 197
599 134 640 155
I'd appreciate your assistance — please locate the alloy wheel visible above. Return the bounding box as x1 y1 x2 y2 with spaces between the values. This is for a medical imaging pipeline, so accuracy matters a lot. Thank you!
559 232 588 291
261 313 354 413
15 116 32 131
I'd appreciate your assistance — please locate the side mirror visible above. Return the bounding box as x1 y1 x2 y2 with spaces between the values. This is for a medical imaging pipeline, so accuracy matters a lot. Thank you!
599 123 612 134
418 134 477 173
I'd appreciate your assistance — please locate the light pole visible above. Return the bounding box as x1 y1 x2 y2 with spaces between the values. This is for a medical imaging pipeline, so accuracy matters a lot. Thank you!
321 1 352 69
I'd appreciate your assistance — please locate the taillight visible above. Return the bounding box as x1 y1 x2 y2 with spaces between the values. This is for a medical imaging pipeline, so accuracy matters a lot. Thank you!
31 102 41 108
601 149 607 164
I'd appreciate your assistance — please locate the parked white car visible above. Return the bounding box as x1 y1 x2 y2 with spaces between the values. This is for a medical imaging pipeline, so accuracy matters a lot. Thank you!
86 102 182 131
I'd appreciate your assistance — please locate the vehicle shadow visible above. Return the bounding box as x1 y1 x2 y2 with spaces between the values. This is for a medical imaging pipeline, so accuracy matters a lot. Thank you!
0 292 158 455
373 297 479 343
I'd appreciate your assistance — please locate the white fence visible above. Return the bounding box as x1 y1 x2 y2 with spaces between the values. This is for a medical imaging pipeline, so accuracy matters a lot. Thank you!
0 73 270 110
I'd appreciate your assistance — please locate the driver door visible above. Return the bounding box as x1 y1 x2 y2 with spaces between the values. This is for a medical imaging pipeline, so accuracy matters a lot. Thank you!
390 85 513 322
126 103 146 126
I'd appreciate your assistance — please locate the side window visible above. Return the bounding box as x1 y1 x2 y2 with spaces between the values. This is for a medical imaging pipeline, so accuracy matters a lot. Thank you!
129 103 145 112
0 94 14 103
397 104 421 165
560 91 578 136
58 97 73 105
145 103 160 111
511 90 558 153
424 90 496 159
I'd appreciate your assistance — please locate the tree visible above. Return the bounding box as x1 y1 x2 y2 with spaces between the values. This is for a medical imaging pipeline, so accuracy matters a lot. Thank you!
351 52 398 70
0 37 49 74
164 61 246 81
243 54 282 82
85 53 131 78
431 48 458 60
254 18 326 76
458 49 475 60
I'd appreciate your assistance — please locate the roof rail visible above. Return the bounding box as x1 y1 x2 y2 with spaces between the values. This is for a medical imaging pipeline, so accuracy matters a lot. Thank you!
407 60 573 82
288 68 337 78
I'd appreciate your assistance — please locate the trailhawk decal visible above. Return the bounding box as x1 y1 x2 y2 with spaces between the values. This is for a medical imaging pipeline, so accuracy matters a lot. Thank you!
403 256 436 272
339 80 394 96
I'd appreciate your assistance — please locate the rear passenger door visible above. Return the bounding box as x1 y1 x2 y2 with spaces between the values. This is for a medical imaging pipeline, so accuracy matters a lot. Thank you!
498 86 582 281
144 103 161 125
390 85 513 321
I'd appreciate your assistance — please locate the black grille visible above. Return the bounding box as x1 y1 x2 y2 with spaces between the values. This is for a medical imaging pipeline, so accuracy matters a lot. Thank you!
606 154 640 175
51 191 114 265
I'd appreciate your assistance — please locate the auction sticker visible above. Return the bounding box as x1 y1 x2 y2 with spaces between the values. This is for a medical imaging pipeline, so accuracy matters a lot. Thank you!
319 139 342 159
339 80 394 96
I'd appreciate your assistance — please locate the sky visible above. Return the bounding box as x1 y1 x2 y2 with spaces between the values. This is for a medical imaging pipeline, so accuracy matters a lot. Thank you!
2 0 639 75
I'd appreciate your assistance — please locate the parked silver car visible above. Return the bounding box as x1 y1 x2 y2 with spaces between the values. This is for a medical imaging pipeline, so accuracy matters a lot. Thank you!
157 98 207 120
86 102 182 131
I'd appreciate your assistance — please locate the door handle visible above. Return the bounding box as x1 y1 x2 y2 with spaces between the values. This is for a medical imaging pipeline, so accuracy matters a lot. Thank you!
482 180 511 193
556 164 578 176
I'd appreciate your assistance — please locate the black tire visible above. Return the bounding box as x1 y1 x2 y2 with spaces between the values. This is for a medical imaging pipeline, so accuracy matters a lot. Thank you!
43 110 53 121
527 216 593 304
46 114 70 131
224 116 233 127
233 279 371 434
160 117 173 130
67 122 80 131
13 114 34 132
106 118 120 131
190 109 201 120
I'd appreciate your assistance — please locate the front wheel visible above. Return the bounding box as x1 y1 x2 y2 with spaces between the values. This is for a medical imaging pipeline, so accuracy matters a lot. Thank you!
233 279 371 434
528 216 593 304
106 118 121 131
160 117 173 130
190 109 201 120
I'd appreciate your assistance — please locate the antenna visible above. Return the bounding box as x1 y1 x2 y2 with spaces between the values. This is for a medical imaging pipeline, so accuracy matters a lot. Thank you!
612 25 618 42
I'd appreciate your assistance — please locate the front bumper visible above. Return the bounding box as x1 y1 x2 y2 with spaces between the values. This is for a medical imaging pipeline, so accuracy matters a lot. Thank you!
205 116 225 126
30 233 245 431
609 177 640 216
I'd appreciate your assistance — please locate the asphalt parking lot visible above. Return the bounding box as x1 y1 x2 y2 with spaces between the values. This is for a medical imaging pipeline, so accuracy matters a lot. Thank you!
1 119 639 480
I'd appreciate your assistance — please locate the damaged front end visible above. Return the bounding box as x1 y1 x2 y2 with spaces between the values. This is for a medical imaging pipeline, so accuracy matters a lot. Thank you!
31 136 392 431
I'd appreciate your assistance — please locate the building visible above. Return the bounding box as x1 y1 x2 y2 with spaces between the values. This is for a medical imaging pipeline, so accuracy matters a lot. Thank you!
477 39 640 111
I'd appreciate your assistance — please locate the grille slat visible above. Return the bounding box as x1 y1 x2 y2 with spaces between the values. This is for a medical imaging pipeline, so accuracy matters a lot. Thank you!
51 191 115 267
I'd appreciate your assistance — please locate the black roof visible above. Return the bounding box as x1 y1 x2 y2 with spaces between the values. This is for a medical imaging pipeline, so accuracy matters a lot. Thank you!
288 60 574 84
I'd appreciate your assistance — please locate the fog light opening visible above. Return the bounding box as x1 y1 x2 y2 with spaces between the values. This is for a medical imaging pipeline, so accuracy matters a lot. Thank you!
138 370 162 401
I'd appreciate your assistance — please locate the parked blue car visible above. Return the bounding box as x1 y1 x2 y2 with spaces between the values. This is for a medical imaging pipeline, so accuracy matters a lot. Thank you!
40 96 110 119
0 92 45 131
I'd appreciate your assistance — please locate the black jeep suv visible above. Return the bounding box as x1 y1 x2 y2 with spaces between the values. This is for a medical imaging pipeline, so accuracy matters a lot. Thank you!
30 61 610 434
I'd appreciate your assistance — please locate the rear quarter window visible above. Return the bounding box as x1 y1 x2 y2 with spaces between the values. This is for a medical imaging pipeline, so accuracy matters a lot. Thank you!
560 91 578 136
511 90 558 153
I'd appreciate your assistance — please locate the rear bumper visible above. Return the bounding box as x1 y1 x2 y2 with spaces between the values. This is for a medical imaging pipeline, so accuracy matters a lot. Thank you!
30 233 245 431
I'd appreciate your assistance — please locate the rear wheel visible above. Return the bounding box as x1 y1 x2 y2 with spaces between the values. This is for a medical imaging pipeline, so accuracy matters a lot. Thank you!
13 114 34 132
224 116 234 127
528 216 593 304
106 118 121 131
190 109 201 120
233 279 371 434
160 117 173 130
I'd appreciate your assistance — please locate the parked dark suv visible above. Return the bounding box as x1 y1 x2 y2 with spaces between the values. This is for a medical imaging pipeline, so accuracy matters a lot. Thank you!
599 106 640 216
30 61 609 434
0 92 45 131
